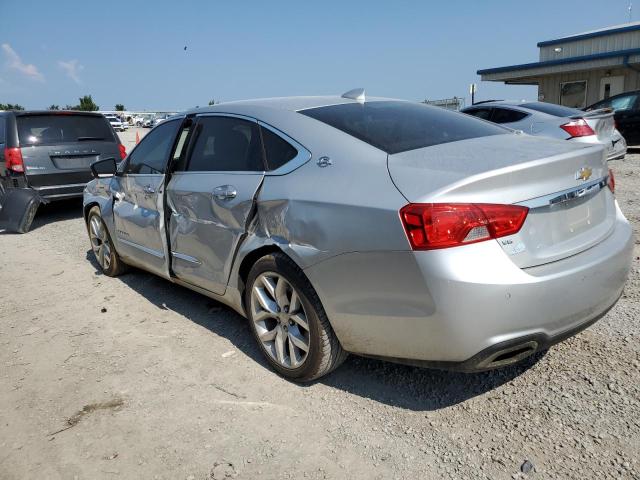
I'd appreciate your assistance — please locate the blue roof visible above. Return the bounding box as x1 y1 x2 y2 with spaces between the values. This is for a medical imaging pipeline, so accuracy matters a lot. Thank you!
537 23 640 47
477 47 640 76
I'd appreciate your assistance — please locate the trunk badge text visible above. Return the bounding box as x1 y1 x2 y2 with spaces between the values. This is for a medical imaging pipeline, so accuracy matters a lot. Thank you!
317 156 332 168
575 167 593 182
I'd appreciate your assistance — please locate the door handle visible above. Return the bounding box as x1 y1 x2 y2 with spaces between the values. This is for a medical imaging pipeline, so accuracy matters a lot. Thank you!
212 185 237 200
143 185 155 195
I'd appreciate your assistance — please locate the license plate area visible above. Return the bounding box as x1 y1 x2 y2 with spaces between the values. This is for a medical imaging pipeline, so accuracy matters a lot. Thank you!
50 155 98 170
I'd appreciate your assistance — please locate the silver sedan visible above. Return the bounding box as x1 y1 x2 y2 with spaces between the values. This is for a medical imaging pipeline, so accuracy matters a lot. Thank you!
83 90 633 381
461 101 627 161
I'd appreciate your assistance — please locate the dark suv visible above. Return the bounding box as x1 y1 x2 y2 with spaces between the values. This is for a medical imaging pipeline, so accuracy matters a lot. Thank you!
0 110 125 231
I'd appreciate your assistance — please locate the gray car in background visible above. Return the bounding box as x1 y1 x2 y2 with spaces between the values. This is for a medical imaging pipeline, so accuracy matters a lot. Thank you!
0 110 126 232
83 92 633 381
462 101 627 160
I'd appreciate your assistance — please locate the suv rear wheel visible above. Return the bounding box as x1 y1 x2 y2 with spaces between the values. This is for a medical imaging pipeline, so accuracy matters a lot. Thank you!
245 252 347 381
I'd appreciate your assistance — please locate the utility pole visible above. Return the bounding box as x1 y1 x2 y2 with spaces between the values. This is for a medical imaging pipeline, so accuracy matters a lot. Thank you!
470 83 477 105
629 1 633 22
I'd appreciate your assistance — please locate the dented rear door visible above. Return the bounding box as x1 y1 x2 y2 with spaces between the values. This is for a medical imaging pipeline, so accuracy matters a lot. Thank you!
166 114 265 295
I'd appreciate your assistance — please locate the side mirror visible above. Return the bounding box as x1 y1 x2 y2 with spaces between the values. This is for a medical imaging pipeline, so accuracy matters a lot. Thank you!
91 157 117 178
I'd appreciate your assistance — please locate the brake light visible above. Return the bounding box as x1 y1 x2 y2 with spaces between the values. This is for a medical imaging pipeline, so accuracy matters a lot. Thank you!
560 119 595 138
4 147 24 173
400 203 529 250
118 143 126 160
608 168 615 193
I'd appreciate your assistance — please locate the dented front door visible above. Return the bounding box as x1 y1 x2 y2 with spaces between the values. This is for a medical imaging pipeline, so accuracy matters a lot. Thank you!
166 114 266 295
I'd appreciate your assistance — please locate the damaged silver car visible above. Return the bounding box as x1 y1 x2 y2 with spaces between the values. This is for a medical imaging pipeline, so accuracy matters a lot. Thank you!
83 90 633 381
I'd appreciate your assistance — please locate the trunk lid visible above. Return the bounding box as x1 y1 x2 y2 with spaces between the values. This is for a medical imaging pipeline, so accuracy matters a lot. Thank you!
579 108 615 142
388 134 613 268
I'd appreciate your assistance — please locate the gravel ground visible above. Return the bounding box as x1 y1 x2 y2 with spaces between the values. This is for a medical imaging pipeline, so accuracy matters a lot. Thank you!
0 140 638 479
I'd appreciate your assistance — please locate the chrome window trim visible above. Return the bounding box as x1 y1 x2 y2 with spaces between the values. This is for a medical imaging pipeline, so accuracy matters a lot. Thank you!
517 176 608 209
186 113 312 176
258 121 312 176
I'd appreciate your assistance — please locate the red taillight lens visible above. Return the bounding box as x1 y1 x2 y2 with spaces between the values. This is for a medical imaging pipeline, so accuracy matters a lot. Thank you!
118 143 126 160
560 118 595 138
608 168 615 193
399 203 529 250
4 147 25 173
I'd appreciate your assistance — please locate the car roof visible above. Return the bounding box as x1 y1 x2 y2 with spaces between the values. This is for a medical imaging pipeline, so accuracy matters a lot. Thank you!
183 95 399 117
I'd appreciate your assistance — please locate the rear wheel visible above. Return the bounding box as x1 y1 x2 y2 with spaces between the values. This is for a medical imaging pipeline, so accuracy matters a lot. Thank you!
87 206 127 276
245 253 347 381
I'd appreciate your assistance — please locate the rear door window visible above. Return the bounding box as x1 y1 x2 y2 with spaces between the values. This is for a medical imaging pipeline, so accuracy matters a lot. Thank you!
186 116 265 172
490 108 529 124
519 102 582 117
16 114 116 145
260 126 298 170
300 101 507 154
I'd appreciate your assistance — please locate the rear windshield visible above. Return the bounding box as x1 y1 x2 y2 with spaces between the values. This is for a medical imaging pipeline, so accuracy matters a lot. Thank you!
300 101 507 154
17 114 116 146
519 102 581 117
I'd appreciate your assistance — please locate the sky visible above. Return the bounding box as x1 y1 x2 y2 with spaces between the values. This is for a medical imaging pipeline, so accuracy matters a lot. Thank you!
0 0 635 111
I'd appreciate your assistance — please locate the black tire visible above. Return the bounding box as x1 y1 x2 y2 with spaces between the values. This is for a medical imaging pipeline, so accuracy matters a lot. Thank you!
245 252 347 381
87 206 127 277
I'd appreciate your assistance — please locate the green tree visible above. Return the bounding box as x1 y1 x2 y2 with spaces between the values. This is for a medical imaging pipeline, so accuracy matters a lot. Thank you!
115 104 125 111
208 99 217 106
48 104 60 110
76 95 99 111
0 103 25 110
64 104 75 110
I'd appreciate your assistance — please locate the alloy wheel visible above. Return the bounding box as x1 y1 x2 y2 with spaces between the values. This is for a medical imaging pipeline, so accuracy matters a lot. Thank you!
89 215 112 270
250 272 311 369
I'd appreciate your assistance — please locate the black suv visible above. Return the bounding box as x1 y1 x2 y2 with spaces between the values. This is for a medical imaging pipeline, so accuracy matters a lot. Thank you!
0 110 125 231
586 90 640 146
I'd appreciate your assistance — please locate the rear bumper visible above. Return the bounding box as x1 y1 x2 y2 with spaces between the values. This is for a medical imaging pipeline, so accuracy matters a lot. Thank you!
32 183 85 199
305 203 634 369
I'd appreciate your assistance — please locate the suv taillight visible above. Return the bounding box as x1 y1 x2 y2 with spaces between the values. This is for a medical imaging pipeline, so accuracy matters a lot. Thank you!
4 147 25 173
560 118 595 138
400 203 529 250
118 144 126 160
608 168 615 193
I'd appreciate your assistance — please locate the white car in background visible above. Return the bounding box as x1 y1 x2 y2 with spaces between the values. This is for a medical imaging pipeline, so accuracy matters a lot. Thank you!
462 101 627 161
104 115 125 132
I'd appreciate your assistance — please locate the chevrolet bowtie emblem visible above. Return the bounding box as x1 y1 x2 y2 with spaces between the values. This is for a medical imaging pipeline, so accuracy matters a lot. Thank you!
576 167 593 182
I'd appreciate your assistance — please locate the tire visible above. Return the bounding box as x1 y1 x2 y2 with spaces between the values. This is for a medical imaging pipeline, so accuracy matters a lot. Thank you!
245 252 347 381
87 206 127 277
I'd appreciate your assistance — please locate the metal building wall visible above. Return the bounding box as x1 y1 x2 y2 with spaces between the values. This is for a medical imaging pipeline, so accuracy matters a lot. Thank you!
539 30 640 61
538 67 640 106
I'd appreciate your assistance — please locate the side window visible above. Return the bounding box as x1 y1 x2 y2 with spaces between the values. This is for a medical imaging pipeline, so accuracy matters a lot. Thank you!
187 117 264 172
491 108 528 124
0 117 6 144
260 126 298 170
125 120 180 174
464 108 493 120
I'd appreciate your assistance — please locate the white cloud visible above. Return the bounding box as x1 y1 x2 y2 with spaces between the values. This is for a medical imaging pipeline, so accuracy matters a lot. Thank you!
1 43 44 81
58 59 84 84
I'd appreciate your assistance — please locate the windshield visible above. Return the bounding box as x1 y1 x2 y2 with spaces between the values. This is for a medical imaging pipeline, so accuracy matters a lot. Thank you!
519 102 582 117
300 101 507 154
17 114 116 145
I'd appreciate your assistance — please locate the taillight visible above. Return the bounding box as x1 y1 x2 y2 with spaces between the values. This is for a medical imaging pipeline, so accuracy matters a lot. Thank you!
400 203 529 250
608 168 615 193
4 147 25 173
560 118 595 138
118 144 126 160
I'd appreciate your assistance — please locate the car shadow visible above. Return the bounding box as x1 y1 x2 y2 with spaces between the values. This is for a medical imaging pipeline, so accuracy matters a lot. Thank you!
85 250 544 411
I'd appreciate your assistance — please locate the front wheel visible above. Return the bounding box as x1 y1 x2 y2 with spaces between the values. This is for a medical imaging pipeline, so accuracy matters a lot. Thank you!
245 253 347 381
87 206 127 277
